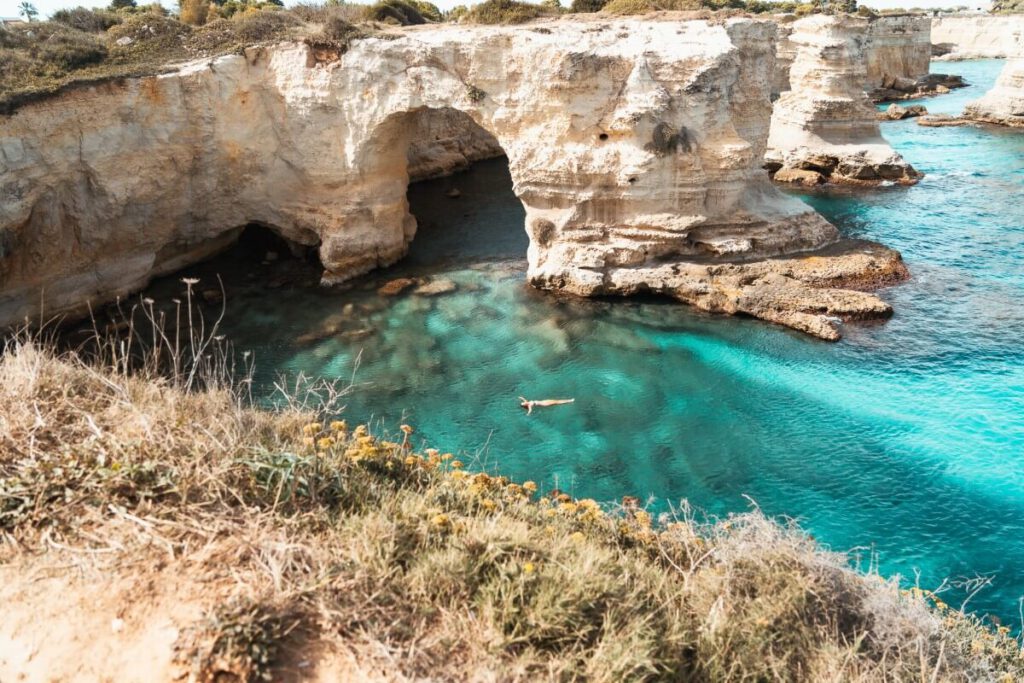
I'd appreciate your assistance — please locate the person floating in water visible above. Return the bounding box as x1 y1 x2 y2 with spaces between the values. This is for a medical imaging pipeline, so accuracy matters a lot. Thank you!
519 396 575 415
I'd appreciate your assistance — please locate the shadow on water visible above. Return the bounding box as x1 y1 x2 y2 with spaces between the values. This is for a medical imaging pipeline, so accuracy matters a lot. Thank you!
138 62 1024 626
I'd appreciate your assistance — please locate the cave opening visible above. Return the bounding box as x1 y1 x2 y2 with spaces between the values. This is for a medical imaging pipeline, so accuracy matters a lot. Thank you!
400 107 528 271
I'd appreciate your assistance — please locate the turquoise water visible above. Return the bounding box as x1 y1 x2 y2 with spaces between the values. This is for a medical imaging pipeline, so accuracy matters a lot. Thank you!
173 59 1024 623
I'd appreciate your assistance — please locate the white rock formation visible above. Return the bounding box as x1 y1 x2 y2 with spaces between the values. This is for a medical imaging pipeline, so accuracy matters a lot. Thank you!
0 18 905 339
964 57 1024 126
862 14 931 90
931 14 1024 60
766 15 922 186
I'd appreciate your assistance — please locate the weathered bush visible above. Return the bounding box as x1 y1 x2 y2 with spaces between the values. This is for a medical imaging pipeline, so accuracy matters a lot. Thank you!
32 26 108 69
598 0 653 13
408 0 444 21
570 0 607 12
366 0 429 25
51 7 123 33
304 15 365 52
179 0 210 26
230 9 300 42
465 0 549 24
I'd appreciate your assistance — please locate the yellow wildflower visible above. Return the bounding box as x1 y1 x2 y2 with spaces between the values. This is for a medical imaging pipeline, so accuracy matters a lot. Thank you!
353 425 368 438
302 422 322 435
523 481 538 494
302 437 315 447
317 436 335 450
559 502 578 515
481 498 497 512
330 420 348 432
431 513 450 527
400 424 414 435
544 508 557 518
405 455 417 466
451 460 464 469
523 562 536 575
570 531 585 543
450 470 468 480
635 510 652 528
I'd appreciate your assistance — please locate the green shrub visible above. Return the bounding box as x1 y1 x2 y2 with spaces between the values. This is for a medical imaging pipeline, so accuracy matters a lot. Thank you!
51 7 123 33
32 26 108 69
446 4 469 20
465 0 549 24
408 0 444 21
570 0 607 12
366 0 429 25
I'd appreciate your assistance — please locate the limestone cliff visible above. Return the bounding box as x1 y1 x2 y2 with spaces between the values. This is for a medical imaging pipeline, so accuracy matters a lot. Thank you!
863 14 931 89
766 15 921 186
0 18 905 340
931 14 1024 60
964 57 1024 126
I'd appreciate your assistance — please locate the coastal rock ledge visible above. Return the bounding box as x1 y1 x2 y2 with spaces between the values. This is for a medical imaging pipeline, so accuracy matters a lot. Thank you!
0 18 906 340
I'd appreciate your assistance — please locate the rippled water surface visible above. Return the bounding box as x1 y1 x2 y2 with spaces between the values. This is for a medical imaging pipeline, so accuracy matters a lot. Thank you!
173 59 1024 622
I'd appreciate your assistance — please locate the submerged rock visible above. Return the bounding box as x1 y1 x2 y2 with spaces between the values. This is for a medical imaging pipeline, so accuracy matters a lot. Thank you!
917 114 968 128
414 279 457 296
378 278 418 296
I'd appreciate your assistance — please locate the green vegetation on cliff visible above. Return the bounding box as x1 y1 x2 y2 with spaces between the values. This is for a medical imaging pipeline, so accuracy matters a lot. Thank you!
1 316 1021 680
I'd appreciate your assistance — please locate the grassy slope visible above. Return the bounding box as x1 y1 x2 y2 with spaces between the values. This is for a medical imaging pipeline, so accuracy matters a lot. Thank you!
1 338 1021 681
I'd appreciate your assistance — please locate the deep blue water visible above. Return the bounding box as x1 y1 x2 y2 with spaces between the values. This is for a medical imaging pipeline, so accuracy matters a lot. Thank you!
172 59 1024 624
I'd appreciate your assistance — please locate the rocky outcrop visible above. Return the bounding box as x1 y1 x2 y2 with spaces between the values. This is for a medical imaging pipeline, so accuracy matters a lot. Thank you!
963 58 1024 127
863 14 930 90
766 15 922 186
877 103 927 120
772 20 797 98
931 14 1024 60
0 18 905 340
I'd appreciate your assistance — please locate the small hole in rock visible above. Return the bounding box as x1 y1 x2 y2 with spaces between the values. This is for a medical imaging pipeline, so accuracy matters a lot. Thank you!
598 133 609 141
628 177 637 184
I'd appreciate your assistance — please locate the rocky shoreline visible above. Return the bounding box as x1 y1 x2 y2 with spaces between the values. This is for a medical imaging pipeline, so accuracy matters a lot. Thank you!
0 16 915 341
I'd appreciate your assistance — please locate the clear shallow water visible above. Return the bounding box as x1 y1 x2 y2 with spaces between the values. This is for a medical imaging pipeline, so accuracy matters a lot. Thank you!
169 59 1024 623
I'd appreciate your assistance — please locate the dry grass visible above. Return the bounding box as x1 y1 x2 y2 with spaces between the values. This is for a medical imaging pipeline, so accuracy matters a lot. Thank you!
1 314 1022 681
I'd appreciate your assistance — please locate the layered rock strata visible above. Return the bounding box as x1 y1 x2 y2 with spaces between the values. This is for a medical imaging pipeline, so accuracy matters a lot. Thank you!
963 58 1024 127
931 14 1024 60
766 15 922 186
0 18 905 340
862 14 931 90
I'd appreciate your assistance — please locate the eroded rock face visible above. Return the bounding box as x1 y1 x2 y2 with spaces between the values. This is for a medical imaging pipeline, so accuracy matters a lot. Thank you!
0 18 903 339
931 15 1024 60
406 108 504 182
963 58 1024 127
862 14 931 90
766 15 922 186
